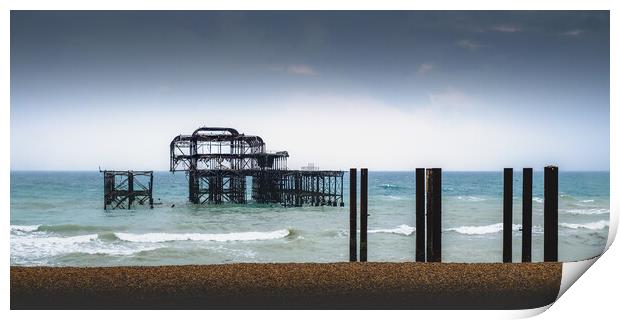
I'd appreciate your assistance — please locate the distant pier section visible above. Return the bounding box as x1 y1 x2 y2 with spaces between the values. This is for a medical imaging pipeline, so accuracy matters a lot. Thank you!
102 170 153 210
170 127 344 206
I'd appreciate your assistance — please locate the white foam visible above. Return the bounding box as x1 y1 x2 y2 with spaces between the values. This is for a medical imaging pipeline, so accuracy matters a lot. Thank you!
115 229 290 243
447 223 503 235
368 224 415 236
560 220 609 230
580 199 595 203
565 208 609 215
533 197 543 203
456 196 485 202
25 234 98 244
446 223 524 235
11 225 40 232
11 233 163 263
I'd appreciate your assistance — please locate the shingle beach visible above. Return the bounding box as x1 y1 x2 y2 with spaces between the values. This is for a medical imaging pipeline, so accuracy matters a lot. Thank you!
11 262 561 309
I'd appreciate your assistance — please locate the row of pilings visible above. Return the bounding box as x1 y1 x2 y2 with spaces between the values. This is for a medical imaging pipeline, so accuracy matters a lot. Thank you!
349 166 559 263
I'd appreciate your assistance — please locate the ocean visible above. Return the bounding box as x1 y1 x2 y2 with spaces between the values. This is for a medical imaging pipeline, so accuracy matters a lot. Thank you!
10 171 610 266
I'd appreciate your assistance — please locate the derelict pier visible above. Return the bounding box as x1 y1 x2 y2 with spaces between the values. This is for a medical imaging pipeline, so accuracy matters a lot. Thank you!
102 170 153 210
170 127 344 206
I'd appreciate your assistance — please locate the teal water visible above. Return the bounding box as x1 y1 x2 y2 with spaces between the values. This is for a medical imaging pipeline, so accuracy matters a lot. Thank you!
10 171 610 266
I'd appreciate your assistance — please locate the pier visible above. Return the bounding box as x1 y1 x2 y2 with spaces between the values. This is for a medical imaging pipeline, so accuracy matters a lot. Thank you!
102 170 153 210
170 127 344 206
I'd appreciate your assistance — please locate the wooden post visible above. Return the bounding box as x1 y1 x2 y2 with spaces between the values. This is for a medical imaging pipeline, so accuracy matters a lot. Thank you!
426 168 441 262
415 168 425 262
128 172 134 210
522 168 533 262
503 168 513 263
360 168 368 262
149 172 154 209
349 168 357 262
544 166 559 262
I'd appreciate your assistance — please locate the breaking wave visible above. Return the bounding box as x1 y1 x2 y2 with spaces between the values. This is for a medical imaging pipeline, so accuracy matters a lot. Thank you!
446 223 543 235
368 224 415 236
565 208 609 215
114 229 291 243
11 224 117 234
447 223 504 235
560 220 609 231
10 233 163 262
18 233 98 245
11 225 40 232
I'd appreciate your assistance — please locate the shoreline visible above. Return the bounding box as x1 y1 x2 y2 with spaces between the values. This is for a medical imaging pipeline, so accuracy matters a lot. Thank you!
11 262 561 310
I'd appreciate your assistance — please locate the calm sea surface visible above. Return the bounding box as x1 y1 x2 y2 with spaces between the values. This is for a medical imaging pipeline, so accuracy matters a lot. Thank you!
10 171 609 266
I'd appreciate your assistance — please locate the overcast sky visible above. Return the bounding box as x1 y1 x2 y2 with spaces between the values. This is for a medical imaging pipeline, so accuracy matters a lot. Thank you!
11 11 609 171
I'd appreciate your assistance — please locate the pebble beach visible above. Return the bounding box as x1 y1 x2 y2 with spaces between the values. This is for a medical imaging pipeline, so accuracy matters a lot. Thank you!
11 262 562 309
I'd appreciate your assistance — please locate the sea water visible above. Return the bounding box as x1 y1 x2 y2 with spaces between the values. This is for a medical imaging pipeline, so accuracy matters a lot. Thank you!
10 171 610 266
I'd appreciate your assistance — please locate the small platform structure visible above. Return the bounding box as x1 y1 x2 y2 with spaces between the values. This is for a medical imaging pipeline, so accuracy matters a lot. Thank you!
102 170 153 210
170 127 344 206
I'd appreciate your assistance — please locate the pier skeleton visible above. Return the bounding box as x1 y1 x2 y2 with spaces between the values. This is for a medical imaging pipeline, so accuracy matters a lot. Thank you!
103 170 153 210
170 127 344 206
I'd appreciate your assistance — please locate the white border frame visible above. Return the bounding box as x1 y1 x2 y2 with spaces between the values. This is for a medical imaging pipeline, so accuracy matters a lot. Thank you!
3 1 616 319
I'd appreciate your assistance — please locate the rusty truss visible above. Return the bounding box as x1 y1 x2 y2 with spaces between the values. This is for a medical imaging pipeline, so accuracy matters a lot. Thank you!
103 170 153 210
170 127 344 206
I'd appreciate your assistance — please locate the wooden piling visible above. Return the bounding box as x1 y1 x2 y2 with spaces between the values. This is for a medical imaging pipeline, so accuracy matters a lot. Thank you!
415 168 425 262
349 168 357 262
360 168 368 262
426 168 442 262
149 172 154 209
128 172 134 210
522 168 533 263
544 166 559 262
503 168 513 263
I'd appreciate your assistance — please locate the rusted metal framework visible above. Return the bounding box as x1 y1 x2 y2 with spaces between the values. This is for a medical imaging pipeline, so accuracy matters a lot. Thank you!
279 170 344 206
103 170 153 210
170 127 344 206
